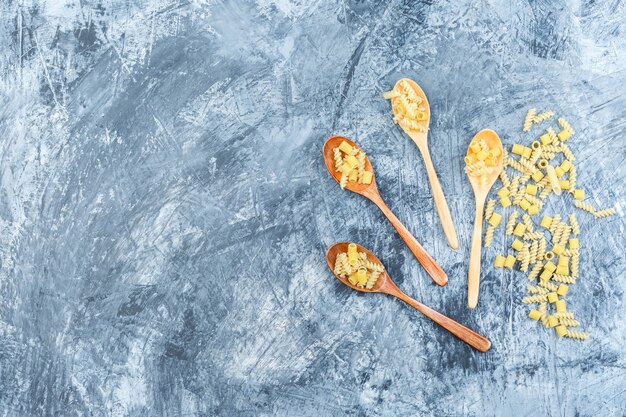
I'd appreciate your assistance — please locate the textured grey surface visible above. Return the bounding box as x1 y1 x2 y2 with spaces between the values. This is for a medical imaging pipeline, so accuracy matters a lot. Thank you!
0 0 625 416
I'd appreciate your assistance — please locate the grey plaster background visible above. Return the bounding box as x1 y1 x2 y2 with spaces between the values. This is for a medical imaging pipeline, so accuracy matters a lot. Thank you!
0 0 625 416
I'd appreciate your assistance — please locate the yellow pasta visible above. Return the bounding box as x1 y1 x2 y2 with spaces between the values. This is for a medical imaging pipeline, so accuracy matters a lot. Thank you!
335 244 385 289
565 330 589 340
528 262 543 281
545 165 562 195
574 200 596 214
333 143 374 189
504 254 516 269
522 294 547 304
594 207 617 219
523 108 536 132
484 199 496 221
494 255 506 268
552 274 576 284
559 318 580 327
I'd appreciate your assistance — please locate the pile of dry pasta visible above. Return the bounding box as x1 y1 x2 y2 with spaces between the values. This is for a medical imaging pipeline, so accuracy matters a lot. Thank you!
334 243 385 289
383 79 428 133
483 109 618 340
333 140 373 189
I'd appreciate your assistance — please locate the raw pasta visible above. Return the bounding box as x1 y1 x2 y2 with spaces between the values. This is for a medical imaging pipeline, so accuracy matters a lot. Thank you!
333 141 374 189
335 244 385 289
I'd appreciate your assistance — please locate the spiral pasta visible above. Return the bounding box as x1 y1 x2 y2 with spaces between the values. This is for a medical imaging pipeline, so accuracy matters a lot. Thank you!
534 110 554 123
523 108 537 131
571 251 579 278
505 211 519 235
568 214 580 235
357 151 366 182
539 280 558 291
559 318 581 327
594 207 617 219
527 285 548 294
560 142 575 161
518 247 530 272
554 312 575 320
552 274 576 284
484 226 495 247
522 294 547 304
336 245 385 289
484 199 496 221
568 166 577 190
523 231 543 241
558 117 575 134
506 157 532 174
528 262 543 281
499 170 511 188
574 200 596 214
565 330 589 340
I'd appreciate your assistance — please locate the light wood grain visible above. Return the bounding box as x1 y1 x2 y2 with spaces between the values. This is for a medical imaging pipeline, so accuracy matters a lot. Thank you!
465 129 504 309
391 78 459 250
326 242 491 352
323 135 447 286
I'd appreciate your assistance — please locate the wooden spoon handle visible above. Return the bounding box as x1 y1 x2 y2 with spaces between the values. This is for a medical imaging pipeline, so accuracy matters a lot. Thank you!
418 145 459 250
394 290 491 352
370 195 447 286
468 198 485 309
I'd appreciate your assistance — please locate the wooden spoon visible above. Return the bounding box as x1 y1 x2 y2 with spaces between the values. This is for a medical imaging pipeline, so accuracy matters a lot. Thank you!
323 136 447 286
465 129 504 309
389 78 459 250
326 242 491 352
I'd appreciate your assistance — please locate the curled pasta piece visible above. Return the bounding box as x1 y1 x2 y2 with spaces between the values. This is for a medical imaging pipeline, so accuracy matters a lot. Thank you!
537 238 547 260
558 117 575 134
565 330 589 340
505 211 519 235
518 247 530 272
571 251 579 278
594 207 617 219
333 148 344 171
523 231 543 241
484 199 496 221
464 161 486 175
528 262 543 281
569 214 580 235
554 312 575 320
522 214 534 231
552 274 576 284
560 142 575 161
538 280 558 292
534 110 554 123
340 172 349 189
528 240 539 263
538 184 552 200
484 225 495 247
499 170 511 188
568 166 577 190
363 260 385 273
365 270 381 289
574 200 596 214
506 157 531 174
539 302 548 327
522 294 547 304
356 151 366 182
523 108 537 131
527 285 548 294
559 318 581 327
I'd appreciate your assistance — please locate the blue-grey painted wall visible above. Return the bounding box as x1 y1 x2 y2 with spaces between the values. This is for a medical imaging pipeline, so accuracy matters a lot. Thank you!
0 1 625 416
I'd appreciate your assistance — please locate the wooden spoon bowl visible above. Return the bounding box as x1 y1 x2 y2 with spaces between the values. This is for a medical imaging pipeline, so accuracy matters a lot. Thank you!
323 136 447 286
326 242 491 352
465 129 504 308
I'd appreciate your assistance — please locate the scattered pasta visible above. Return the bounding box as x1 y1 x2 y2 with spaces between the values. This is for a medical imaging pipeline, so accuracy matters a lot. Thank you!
480 110 621 341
